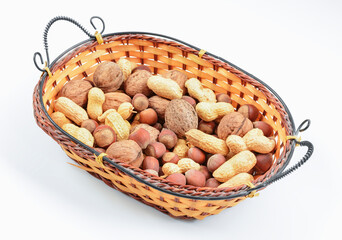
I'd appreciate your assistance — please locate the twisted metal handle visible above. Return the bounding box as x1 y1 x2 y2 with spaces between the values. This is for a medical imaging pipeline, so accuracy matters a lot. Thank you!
33 16 105 72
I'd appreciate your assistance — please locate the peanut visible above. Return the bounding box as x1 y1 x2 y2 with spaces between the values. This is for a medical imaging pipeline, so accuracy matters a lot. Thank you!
117 58 137 81
185 78 216 102
87 87 105 120
185 129 229 155
55 97 89 125
226 135 248 158
62 123 94 146
243 128 276 154
218 173 254 188
162 162 182 176
98 109 116 123
50 111 71 128
177 158 200 173
213 150 256 182
147 76 183 100
104 110 130 140
173 139 189 158
118 102 134 120
196 102 234 121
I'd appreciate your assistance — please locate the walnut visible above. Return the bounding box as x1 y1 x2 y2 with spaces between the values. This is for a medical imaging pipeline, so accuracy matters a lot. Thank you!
106 140 143 168
93 62 123 93
124 70 153 97
59 79 93 107
148 96 170 119
165 99 198 138
162 70 188 94
217 112 253 139
102 92 131 112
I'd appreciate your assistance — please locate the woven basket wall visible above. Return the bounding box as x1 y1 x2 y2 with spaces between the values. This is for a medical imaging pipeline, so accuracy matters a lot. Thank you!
33 33 294 219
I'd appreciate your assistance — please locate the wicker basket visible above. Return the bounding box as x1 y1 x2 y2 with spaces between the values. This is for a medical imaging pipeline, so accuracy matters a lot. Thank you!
33 16 313 220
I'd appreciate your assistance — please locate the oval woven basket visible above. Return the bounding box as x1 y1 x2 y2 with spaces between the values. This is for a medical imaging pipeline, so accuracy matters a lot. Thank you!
33 16 313 220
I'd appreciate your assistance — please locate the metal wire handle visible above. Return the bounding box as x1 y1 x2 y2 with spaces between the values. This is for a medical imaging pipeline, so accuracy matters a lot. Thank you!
249 119 314 193
33 16 105 72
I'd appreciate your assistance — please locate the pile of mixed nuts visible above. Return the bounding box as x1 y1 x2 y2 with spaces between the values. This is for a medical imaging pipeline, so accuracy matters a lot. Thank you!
51 58 275 189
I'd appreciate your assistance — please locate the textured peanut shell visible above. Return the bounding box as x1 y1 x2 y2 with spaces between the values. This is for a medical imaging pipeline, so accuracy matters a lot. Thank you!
173 139 189 158
226 135 247 158
165 99 198 138
196 102 234 121
117 58 137 81
243 128 276 154
59 79 93 107
62 123 94 147
55 97 89 125
87 87 105 120
50 111 71 128
217 112 253 139
106 140 143 168
162 70 188 93
162 163 182 176
105 111 130 141
185 78 216 102
213 150 256 182
102 92 131 112
185 129 229 155
147 76 183 100
124 70 153 97
177 158 200 173
131 124 160 142
218 173 254 188
148 96 170 119
93 62 123 93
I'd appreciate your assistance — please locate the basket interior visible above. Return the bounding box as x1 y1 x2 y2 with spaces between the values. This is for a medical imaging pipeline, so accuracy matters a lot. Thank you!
39 33 293 194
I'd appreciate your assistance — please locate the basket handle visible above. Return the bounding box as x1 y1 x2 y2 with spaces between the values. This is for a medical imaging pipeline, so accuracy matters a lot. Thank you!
249 119 314 193
33 16 105 73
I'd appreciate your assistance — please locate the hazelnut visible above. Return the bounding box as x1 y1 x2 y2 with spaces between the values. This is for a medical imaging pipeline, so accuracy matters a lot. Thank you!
253 121 273 137
207 154 226 172
185 169 206 187
81 119 98 133
132 93 149 112
205 178 220 188
131 124 160 143
153 122 163 131
217 112 253 139
216 93 232 103
59 79 93 107
238 104 259 122
139 108 158 125
199 166 211 180
94 147 106 153
166 173 186 185
129 128 151 149
144 142 166 158
93 125 116 148
198 120 216 134
132 65 152 74
158 128 178 149
161 152 179 164
93 62 124 93
181 96 196 107
254 153 273 175
187 147 206 164
106 140 143 167
124 70 153 97
142 156 160 172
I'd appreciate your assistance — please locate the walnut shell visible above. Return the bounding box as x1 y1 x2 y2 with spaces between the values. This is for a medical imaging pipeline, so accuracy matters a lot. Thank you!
102 92 131 112
59 79 93 107
217 112 253 139
148 96 170 119
131 123 160 142
162 70 188 94
124 70 153 97
106 140 143 168
165 99 198 138
93 62 123 93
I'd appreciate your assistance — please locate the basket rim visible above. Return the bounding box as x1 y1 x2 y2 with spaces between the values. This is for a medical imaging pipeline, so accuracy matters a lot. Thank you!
36 31 296 200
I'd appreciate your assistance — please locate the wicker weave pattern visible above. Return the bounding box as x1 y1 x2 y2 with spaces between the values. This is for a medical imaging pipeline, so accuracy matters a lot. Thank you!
33 34 293 219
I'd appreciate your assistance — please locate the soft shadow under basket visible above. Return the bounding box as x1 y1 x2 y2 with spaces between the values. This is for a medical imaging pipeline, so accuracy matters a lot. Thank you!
33 16 314 220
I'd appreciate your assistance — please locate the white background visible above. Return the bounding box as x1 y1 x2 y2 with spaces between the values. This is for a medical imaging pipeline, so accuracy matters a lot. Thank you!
1 0 341 239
